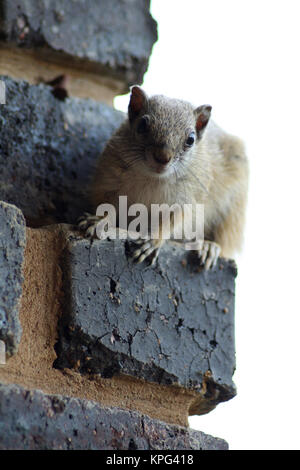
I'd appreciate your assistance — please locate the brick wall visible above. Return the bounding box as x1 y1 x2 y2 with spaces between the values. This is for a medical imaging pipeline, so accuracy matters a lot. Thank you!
0 0 235 450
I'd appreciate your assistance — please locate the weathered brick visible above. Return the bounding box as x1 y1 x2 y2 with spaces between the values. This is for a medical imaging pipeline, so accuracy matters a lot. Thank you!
55 234 237 414
0 0 157 87
0 383 228 450
0 201 26 357
0 76 125 225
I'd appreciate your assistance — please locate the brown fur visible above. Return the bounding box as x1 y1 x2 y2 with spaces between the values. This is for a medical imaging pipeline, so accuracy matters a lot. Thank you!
90 87 248 259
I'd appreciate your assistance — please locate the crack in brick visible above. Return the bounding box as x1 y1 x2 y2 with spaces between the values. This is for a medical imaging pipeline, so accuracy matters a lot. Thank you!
55 237 237 403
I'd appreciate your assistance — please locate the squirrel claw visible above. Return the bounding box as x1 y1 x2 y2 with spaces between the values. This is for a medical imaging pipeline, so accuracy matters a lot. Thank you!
77 213 104 239
131 239 162 265
196 241 221 270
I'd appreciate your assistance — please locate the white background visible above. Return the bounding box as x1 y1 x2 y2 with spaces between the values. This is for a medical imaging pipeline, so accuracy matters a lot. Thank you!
115 0 300 450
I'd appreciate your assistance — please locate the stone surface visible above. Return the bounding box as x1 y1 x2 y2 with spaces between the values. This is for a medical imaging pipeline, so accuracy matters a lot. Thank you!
0 383 228 450
0 76 125 225
0 0 157 88
0 201 26 357
0 225 219 428
55 234 237 413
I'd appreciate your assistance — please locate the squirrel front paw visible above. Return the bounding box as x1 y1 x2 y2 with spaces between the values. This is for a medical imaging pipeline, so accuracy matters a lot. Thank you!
131 238 164 266
77 212 106 239
195 240 221 270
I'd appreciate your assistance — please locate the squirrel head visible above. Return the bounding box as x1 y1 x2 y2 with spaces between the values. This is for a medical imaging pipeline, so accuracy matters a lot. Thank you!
127 86 212 177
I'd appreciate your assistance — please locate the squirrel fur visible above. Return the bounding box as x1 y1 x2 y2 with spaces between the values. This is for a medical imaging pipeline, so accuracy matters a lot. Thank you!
78 86 248 269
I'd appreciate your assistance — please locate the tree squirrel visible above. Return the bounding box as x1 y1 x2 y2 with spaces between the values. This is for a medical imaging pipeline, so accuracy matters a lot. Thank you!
78 86 248 269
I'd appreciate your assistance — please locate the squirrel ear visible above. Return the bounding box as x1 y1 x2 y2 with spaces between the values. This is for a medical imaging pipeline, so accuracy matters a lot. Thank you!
128 86 148 122
194 105 212 136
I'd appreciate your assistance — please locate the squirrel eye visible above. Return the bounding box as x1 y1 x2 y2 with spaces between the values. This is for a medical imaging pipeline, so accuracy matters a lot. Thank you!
186 132 195 147
137 116 149 134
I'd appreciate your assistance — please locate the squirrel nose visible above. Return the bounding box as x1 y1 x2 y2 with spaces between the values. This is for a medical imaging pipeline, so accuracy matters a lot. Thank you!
153 147 172 165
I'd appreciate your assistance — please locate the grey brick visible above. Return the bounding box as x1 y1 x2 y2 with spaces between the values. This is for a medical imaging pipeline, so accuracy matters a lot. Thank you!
0 383 228 450
0 76 125 225
0 0 157 87
0 201 26 356
55 235 237 414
